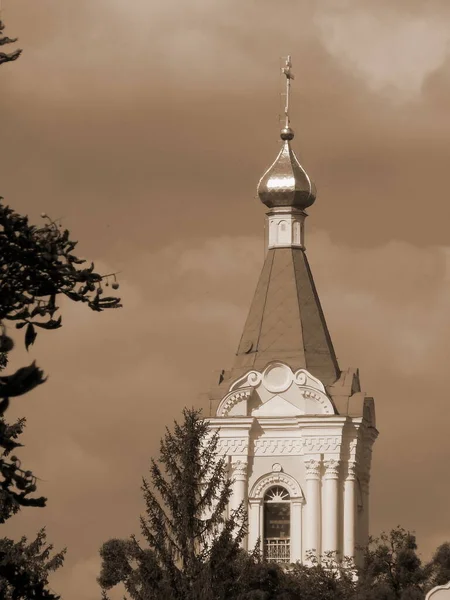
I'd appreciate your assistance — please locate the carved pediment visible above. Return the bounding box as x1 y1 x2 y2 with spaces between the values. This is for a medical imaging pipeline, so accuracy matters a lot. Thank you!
252 395 301 417
216 361 335 417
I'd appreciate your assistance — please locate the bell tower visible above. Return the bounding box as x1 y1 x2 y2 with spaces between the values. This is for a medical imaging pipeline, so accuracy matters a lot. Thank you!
207 57 378 565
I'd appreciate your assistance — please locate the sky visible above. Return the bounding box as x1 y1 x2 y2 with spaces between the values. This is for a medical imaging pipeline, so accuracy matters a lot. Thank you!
1 0 450 598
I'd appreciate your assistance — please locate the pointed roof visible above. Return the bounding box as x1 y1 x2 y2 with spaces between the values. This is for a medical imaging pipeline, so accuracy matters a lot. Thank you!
229 247 340 386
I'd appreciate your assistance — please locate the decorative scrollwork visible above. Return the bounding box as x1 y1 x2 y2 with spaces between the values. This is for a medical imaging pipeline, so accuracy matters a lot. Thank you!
323 458 340 478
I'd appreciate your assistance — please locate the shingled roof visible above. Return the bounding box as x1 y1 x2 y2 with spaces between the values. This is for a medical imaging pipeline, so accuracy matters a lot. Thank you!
229 247 340 386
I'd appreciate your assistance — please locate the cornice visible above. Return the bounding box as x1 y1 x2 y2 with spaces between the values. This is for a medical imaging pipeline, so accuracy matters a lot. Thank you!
207 417 255 430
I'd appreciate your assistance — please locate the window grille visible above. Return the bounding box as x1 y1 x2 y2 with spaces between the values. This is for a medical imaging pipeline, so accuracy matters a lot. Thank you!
264 538 291 563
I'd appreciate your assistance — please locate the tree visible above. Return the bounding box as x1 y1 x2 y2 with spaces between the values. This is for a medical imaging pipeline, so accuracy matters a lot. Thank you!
285 551 356 600
426 542 450 590
356 527 430 600
0 528 65 600
98 408 248 600
0 202 121 519
0 201 122 597
232 554 305 600
0 19 21 65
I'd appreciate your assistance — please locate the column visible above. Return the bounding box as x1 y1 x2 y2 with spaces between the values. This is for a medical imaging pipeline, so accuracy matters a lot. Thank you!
343 461 357 559
230 460 248 549
230 460 247 512
304 457 321 560
290 498 304 563
323 458 340 556
248 499 261 553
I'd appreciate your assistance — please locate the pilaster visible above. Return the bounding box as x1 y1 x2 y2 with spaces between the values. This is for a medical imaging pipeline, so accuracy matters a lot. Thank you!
343 461 357 558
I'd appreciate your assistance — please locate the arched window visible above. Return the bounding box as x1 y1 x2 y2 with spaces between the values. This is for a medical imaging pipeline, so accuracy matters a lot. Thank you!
263 486 290 564
278 220 289 245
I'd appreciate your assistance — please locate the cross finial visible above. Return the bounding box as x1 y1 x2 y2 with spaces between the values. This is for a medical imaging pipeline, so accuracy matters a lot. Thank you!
281 55 295 129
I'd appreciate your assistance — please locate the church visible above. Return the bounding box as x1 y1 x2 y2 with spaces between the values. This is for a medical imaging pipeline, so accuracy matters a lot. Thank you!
207 57 378 565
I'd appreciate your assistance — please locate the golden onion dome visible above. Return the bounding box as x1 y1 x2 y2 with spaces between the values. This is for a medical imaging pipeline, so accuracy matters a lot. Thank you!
257 126 316 210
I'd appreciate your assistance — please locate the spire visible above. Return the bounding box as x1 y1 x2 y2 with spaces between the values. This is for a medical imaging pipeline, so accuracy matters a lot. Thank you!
227 56 340 387
257 56 316 212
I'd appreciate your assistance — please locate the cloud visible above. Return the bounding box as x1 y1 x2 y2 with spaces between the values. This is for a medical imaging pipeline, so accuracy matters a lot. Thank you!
314 3 450 101
5 0 450 106
306 231 450 376
3 232 450 598
51 555 104 600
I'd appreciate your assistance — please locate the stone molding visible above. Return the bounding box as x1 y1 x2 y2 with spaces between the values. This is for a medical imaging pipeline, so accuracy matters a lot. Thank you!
216 438 248 455
252 435 343 455
250 471 304 500
301 388 333 413
216 389 252 417
254 438 302 455
303 436 341 453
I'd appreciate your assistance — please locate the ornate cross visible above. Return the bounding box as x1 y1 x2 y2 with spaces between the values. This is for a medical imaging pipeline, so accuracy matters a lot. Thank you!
281 55 295 128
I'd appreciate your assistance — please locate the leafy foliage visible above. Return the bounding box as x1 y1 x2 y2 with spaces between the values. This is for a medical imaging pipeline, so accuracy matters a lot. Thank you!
357 527 430 600
425 542 450 591
0 528 66 599
98 408 248 600
0 199 121 518
285 551 357 600
0 20 22 65
0 197 122 596
0 201 121 360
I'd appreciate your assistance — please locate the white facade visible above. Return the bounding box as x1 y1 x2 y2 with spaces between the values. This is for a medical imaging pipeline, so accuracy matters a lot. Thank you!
208 361 377 564
267 208 306 249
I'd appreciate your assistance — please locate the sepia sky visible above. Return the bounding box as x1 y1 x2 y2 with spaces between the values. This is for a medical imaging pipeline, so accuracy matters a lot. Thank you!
2 0 450 598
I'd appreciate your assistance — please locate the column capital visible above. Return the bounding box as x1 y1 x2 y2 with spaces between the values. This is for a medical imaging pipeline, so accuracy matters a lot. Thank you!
248 497 261 506
231 459 248 479
292 496 306 506
304 457 321 479
323 458 340 480
346 461 358 481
